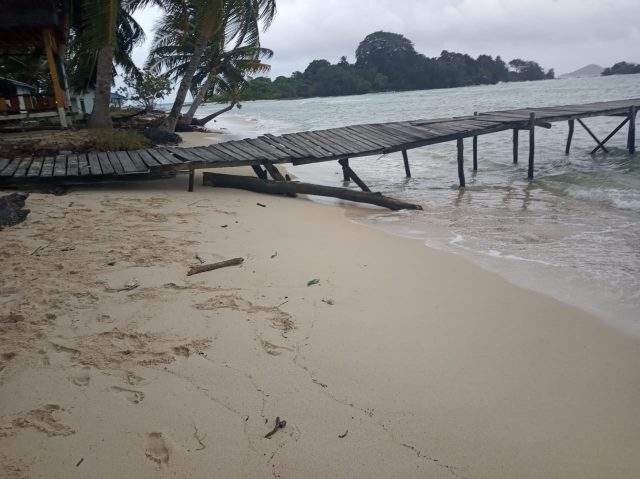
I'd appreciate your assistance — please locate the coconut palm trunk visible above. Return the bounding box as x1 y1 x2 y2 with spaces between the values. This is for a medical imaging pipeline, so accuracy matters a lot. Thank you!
88 45 115 128
192 101 236 126
182 65 220 125
163 38 209 132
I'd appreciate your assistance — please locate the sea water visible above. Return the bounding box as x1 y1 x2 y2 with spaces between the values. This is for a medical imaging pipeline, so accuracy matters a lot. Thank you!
192 75 640 336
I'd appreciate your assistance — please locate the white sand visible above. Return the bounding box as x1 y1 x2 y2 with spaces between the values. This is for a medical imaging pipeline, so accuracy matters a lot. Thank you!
1 133 639 478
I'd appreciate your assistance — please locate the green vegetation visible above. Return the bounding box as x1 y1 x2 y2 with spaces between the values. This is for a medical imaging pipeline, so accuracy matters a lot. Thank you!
602 62 640 76
1 0 278 133
118 69 172 112
243 31 555 100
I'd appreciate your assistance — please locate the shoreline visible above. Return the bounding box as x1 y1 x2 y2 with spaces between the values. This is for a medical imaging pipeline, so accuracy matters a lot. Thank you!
182 130 639 337
0 131 639 478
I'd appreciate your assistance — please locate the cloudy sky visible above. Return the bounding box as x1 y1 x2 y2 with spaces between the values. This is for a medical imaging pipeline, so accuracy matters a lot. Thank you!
133 0 640 78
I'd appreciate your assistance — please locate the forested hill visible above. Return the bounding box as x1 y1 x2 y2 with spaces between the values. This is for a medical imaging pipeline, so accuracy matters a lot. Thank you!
242 31 555 100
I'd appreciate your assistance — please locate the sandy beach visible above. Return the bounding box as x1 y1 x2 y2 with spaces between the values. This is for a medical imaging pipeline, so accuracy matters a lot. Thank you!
1 132 639 478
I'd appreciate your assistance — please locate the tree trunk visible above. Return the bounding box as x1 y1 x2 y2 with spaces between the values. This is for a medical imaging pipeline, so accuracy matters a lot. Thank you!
182 65 219 125
88 46 115 129
202 172 423 211
193 102 236 126
163 39 209 132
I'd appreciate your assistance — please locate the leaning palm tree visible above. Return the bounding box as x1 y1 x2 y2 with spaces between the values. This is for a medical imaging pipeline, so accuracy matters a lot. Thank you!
190 73 246 125
160 0 276 132
70 0 151 128
183 45 272 124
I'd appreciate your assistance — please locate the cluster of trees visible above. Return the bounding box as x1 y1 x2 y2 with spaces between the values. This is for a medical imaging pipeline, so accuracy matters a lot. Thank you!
242 31 554 100
602 62 640 76
1 0 277 132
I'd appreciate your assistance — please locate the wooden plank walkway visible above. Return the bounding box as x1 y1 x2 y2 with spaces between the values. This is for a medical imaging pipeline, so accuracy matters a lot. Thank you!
1 98 638 188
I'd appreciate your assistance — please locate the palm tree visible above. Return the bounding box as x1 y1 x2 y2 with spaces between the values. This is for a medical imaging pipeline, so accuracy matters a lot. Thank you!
183 45 271 124
190 73 245 125
147 20 272 126
70 0 151 128
160 0 277 132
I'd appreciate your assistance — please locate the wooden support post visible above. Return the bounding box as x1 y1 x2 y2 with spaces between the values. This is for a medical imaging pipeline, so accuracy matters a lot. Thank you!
341 158 350 182
457 138 465 188
590 117 629 154
188 163 195 192
251 165 268 179
42 29 67 128
263 162 285 181
528 112 535 180
338 159 371 192
473 111 478 171
629 106 637 154
512 129 518 164
577 118 608 153
401 150 411 177
565 119 574 155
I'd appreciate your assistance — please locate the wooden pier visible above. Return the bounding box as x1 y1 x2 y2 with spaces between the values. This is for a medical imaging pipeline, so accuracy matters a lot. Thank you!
0 98 638 206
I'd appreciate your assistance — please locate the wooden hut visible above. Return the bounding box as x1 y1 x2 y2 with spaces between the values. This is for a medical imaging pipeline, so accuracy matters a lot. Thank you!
0 0 71 127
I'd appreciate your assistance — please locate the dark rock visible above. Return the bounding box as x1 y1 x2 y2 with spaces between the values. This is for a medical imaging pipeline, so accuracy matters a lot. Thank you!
139 127 182 145
174 122 196 132
0 192 30 229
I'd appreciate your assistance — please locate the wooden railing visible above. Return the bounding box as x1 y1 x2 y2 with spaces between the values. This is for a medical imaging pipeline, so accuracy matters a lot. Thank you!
0 94 57 117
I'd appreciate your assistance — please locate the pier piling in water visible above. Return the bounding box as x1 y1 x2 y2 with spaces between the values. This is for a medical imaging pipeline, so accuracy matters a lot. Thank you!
565 119 574 155
402 150 411 177
472 112 478 171
457 138 465 187
513 129 519 164
629 106 637 154
528 112 536 180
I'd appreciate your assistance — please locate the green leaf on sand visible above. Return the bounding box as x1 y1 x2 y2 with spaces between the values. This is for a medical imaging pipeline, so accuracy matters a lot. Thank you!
307 279 320 287
271 252 278 259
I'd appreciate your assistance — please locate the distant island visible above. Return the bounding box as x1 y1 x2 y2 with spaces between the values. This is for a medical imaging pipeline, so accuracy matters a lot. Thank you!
240 31 555 101
602 62 640 76
559 64 603 79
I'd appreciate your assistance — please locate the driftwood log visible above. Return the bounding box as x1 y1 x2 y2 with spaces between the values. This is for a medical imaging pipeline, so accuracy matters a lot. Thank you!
202 173 423 211
187 257 244 276
0 192 30 229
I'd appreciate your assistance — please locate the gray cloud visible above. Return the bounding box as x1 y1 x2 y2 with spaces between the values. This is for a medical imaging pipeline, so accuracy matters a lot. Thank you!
259 0 640 76
132 1 640 79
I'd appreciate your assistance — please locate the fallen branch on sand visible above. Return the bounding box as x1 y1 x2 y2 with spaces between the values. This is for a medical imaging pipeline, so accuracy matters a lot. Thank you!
265 417 287 439
187 257 244 276
202 172 423 211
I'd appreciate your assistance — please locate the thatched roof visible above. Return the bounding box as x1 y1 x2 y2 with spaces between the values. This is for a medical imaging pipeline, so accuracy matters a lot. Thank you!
0 0 65 50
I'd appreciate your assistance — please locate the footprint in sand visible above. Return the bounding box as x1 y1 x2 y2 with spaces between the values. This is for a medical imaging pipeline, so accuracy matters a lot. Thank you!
125 371 145 386
110 386 144 404
145 432 170 465
68 367 91 387
172 345 190 357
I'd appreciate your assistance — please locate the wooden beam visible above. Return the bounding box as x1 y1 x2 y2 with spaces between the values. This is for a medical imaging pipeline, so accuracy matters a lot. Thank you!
188 163 195 192
401 149 411 177
577 118 608 153
565 119 574 155
590 117 629 154
42 29 67 128
252 165 268 179
629 106 636 154
202 172 423 211
528 112 535 180
472 111 478 171
457 138 465 188
338 159 371 192
263 162 285 181
341 158 350 182
513 129 518 164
